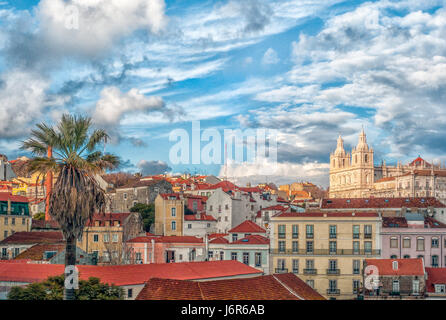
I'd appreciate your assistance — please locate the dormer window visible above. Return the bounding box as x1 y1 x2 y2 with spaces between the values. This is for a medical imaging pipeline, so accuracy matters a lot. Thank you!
392 261 398 270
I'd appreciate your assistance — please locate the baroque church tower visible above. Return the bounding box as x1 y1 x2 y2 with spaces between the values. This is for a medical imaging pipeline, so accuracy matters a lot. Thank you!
329 129 374 198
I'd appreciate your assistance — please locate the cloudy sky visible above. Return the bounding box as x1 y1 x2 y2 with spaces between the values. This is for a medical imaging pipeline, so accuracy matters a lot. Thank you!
0 0 445 187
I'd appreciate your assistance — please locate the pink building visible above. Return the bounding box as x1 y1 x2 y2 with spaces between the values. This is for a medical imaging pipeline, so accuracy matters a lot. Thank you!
381 214 446 268
126 235 205 264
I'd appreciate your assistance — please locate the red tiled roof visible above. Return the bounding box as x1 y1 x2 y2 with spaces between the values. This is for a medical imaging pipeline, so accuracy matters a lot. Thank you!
382 217 408 228
0 193 29 203
424 216 446 228
239 187 262 193
321 197 446 209
208 233 228 240
228 220 266 233
31 219 61 230
85 212 132 227
365 258 424 276
136 273 324 300
208 181 239 192
184 213 216 222
256 205 288 218
410 156 430 167
0 231 63 244
159 193 181 200
128 235 203 244
209 237 229 244
0 260 262 286
426 268 446 293
14 243 65 261
118 179 170 189
275 211 379 218
232 235 269 245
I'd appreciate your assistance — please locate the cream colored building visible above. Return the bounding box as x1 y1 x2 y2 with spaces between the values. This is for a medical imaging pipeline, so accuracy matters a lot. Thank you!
270 211 382 300
329 130 446 203
154 193 185 236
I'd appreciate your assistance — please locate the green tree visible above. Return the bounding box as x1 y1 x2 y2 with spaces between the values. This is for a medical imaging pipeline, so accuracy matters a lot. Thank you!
21 114 119 300
8 275 124 300
130 203 154 232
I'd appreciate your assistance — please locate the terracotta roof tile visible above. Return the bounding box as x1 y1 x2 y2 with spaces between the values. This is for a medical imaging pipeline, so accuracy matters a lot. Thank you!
128 235 203 244
365 258 424 276
426 268 446 293
0 231 64 244
209 237 229 244
321 197 446 209
232 235 269 245
275 211 379 218
0 193 29 202
14 243 65 261
228 220 266 233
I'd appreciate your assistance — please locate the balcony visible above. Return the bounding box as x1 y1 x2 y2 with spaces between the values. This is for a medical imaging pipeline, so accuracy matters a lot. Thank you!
326 289 340 295
278 233 286 239
303 268 317 275
275 268 288 274
353 233 360 239
270 249 381 256
326 269 340 275
292 233 299 239
292 268 299 274
306 233 314 239
329 234 337 239
364 233 372 239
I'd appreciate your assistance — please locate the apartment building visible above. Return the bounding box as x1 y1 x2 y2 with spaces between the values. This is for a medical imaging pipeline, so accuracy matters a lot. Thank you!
0 194 31 241
270 210 382 300
154 193 185 236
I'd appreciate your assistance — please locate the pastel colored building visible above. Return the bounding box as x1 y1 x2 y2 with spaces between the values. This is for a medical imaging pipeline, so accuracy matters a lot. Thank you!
126 235 205 264
0 231 63 260
154 193 185 236
0 194 32 241
381 214 446 268
183 213 217 238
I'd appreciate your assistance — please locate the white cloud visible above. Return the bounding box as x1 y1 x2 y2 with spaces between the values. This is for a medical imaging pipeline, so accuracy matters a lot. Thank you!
92 87 166 127
262 48 279 64
37 0 167 56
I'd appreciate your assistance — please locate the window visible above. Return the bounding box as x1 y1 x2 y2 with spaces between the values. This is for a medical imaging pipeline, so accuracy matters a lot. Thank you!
231 252 237 260
135 252 142 261
435 284 446 293
353 225 360 239
188 224 192 229
208 251 213 260
353 241 360 254
403 255 410 259
171 221 176 230
306 280 314 289
292 259 299 273
328 259 337 271
13 248 20 258
225 204 229 210
103 234 110 243
329 241 337 254
1 248 6 258
306 241 314 254
392 280 400 294
232 234 238 242
93 234 99 242
127 289 133 298
22 218 26 225
353 280 360 294
292 241 299 253
364 241 372 253
306 225 314 238
403 237 411 248
364 225 372 238
4 231 7 239
171 207 176 217
417 238 425 251
123 193 127 200
390 255 397 259
329 280 338 292
277 259 286 270
11 218 15 225
305 259 314 270
255 252 261 267
413 280 420 295
278 225 286 239
292 225 299 238
278 241 286 253
243 253 250 265
329 225 337 239
432 238 439 248
353 260 360 274
112 234 118 243
4 217 8 225
391 237 399 248
432 255 439 267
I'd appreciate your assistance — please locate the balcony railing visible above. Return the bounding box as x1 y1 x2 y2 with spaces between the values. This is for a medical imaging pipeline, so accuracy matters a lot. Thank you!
364 233 372 239
353 233 360 239
329 234 337 239
326 269 340 275
292 233 299 239
275 268 288 274
278 233 286 239
270 249 381 256
306 233 314 239
303 268 317 275
292 268 299 274
326 289 340 295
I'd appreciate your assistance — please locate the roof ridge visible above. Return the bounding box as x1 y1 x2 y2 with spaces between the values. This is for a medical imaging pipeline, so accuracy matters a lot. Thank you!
197 281 206 300
272 274 303 300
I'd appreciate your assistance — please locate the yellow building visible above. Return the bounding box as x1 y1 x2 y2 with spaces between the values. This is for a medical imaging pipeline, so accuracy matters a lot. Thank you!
154 193 184 236
270 210 382 300
0 194 32 242
77 212 143 265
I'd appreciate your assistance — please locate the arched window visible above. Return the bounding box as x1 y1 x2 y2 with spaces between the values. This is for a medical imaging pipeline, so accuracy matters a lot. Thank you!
403 255 410 259
365 154 368 163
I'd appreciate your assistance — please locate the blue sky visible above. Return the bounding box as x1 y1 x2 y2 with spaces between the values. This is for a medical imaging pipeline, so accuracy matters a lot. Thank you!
0 0 446 187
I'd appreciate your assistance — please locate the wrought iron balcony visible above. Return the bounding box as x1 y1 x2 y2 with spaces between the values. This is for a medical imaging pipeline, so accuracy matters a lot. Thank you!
306 233 314 239
292 233 299 239
326 269 340 275
303 268 317 275
364 233 372 239
270 249 381 256
275 268 288 274
292 268 299 274
326 289 340 295
278 233 286 239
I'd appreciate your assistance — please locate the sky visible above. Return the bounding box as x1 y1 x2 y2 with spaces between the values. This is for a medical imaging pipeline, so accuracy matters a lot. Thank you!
0 0 446 187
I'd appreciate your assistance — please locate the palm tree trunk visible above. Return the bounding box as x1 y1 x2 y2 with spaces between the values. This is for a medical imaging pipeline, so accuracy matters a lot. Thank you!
64 235 77 300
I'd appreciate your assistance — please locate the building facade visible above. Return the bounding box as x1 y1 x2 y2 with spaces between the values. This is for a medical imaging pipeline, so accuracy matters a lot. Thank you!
0 194 31 241
270 210 382 299
154 193 185 236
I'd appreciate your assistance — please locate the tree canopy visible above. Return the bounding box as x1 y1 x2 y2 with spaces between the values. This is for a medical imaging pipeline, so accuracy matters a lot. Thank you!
130 203 154 232
7 276 124 300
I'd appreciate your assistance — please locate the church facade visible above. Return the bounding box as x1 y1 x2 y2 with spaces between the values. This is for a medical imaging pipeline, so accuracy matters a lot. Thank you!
329 130 446 204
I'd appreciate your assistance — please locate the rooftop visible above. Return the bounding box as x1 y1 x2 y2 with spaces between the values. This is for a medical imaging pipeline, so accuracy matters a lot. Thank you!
0 231 64 245
127 235 204 244
0 193 29 203
228 220 266 233
0 260 262 286
274 211 379 218
364 258 424 276
426 268 446 293
321 197 446 209
14 243 65 261
136 273 325 300
232 235 269 245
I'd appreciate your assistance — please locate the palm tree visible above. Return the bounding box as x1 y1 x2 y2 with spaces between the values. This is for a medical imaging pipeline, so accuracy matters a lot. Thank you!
21 114 119 300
